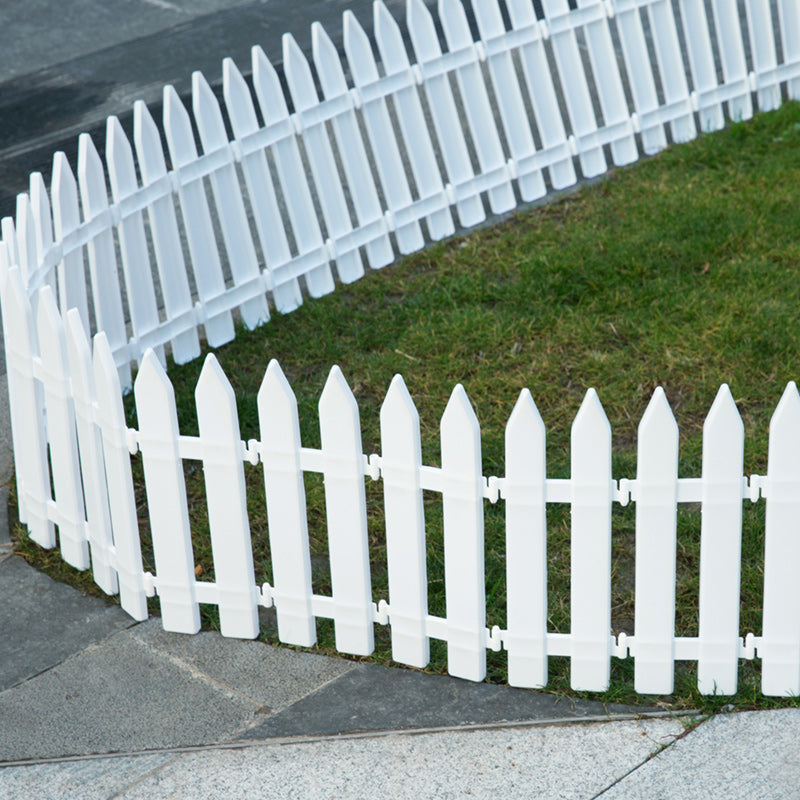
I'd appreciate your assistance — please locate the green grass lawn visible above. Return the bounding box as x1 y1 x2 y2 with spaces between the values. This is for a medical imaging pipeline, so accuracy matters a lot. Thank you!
13 101 800 713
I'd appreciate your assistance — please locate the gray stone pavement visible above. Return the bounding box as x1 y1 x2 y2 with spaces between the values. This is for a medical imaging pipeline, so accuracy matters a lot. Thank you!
2 2 800 797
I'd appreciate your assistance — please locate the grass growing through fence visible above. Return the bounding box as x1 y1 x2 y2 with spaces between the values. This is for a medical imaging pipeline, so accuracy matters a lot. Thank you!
13 101 800 712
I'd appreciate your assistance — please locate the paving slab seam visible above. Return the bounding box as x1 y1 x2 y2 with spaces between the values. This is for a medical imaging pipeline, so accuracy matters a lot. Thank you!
0 709 692 769
105 754 185 800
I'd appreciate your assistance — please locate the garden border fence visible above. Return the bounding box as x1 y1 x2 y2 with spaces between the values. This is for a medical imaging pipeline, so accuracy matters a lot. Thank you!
1 0 800 696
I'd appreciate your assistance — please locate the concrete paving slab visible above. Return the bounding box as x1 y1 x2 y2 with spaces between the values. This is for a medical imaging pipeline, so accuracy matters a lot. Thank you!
0 753 177 800
109 716 687 800
0 556 134 692
602 708 800 799
241 660 659 740
129 618 355 712
0 628 259 761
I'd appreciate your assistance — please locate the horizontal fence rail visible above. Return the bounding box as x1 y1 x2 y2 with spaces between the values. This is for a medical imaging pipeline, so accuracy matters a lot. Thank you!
1 0 800 697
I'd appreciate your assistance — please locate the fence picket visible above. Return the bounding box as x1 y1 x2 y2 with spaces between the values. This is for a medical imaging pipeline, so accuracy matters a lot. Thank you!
15 193 37 289
161 88 236 348
570 388 612 691
64 309 117 594
471 0 546 202
504 389 547 689
29 173 57 294
283 34 365 284
438 0 516 213
540 0 607 178
633 387 678 694
222 58 302 314
128 107 201 363
92 332 148 620
1 217 18 271
36 287 89 570
0 267 53 546
743 0 781 111
441 384 486 681
697 384 744 695
105 116 166 367
407 0 486 227
134 350 200 633
343 11 425 254
778 0 800 100
373 1 454 240
380 374 429 668
192 71 270 330
77 135 131 389
761 382 800 696
313 22 395 269
51 153 91 333
257 360 316 647
319 366 374 654
574 0 638 165
676 0 724 132
504 0 576 189
250 46 335 299
196 355 260 639
709 0 752 121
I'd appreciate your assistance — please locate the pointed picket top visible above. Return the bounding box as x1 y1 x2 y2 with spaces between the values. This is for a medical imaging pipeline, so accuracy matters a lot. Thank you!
251 45 291 123
192 70 228 148
343 10 380 85
505 0 537 27
283 33 319 112
15 193 35 282
135 348 174 412
2 216 18 268
29 172 53 261
258 358 299 418
312 22 348 98
767 382 800 476
407 0 443 62
223 57 259 135
51 152 80 233
472 0 505 38
381 373 422 461
65 307 91 379
196 353 238 424
438 0 473 48
319 365 363 450
163 85 199 166
441 383 481 465
35 283 65 353
572 388 612 453
374 1 411 73
637 387 679 476
506 388 546 471
381 373 420 426
77 133 109 210
133 100 168 180
92 331 124 422
703 383 744 464
105 115 138 200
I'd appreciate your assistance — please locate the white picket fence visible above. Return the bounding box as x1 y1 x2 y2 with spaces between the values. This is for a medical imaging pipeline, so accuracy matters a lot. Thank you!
1 0 800 696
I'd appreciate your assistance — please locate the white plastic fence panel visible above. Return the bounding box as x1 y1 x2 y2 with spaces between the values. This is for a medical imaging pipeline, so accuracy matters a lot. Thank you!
633 387 678 694
313 22 394 269
406 0 486 227
161 88 236 348
343 11 425 254
251 46 335 299
380 374 429 668
697 384 744 695
319 366 374 655
257 360 316 647
777 0 800 99
222 60 301 314
438 0 516 214
105 117 165 367
570 388 612 691
744 0 781 110
129 106 201 363
540 0 606 177
441 384 486 682
0 267 53 546
36 287 88 570
29 173 57 294
504 0 576 189
373 1 454 240
51 153 90 333
642 0 697 143
283 35 365 284
77 135 131 389
761 382 800 697
196 355 260 639
192 71 270 330
134 350 200 633
676 0 724 132
504 389 547 689
574 0 638 165
92 332 148 620
15 193 37 289
709 0 753 121
64 309 117 595
471 0 547 202
611 0 668 154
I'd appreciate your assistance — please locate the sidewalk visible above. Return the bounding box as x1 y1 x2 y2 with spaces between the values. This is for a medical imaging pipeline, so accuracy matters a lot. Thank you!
1 3 799 797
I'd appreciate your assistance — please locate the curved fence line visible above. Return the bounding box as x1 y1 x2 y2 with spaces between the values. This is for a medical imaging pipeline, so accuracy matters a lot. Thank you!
2 0 800 697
